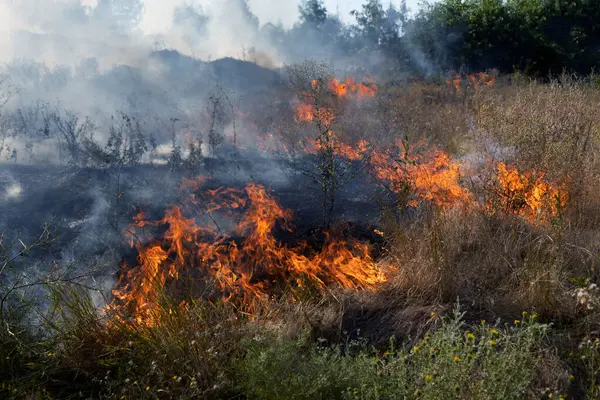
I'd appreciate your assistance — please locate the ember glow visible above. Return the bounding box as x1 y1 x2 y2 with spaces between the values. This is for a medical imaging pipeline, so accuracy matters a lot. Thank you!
109 179 388 325
447 71 497 93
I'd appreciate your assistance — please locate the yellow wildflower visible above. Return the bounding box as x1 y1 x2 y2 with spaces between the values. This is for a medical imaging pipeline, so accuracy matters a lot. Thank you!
425 375 433 383
489 340 497 346
453 355 461 362
146 386 150 391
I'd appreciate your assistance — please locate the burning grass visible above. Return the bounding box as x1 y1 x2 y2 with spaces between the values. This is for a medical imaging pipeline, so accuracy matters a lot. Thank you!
110 178 388 325
2 72 600 399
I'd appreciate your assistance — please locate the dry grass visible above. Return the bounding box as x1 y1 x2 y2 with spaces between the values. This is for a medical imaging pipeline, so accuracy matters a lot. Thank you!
3 75 600 398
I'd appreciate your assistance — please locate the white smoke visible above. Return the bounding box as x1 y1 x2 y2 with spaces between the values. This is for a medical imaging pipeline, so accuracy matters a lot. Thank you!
0 0 422 67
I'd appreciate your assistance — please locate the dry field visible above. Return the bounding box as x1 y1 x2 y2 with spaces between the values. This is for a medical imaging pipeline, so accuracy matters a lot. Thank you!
2 68 600 399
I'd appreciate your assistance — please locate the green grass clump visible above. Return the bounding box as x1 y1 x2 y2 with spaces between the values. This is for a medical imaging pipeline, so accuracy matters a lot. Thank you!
236 308 550 400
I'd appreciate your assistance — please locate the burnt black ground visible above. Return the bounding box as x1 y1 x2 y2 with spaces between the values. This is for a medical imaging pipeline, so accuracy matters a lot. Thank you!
0 151 392 281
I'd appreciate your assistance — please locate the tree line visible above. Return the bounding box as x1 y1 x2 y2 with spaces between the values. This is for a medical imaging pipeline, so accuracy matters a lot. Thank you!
205 0 600 77
18 0 600 77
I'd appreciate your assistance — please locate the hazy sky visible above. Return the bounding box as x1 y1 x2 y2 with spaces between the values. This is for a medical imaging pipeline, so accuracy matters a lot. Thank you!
139 0 428 34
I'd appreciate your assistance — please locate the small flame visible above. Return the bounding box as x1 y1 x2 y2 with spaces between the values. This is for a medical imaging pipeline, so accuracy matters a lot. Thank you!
370 143 474 210
294 103 335 126
446 73 462 93
328 77 377 98
489 162 567 223
447 72 496 93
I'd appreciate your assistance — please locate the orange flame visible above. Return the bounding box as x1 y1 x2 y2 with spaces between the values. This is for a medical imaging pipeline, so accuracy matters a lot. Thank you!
369 143 474 210
489 163 567 223
446 73 462 93
109 180 388 325
294 103 335 126
467 72 496 88
447 72 496 93
328 77 378 98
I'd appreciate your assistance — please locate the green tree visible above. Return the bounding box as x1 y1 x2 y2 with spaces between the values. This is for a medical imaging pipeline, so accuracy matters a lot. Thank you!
351 0 387 45
407 0 600 76
299 0 328 27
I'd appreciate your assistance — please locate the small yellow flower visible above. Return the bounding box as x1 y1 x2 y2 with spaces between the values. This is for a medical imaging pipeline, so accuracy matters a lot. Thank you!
489 340 497 346
522 311 528 317
466 332 475 341
47 352 56 357
490 329 499 336
430 311 436 317
548 394 552 399
514 320 521 324
146 386 150 391
532 313 538 320
453 355 461 362
172 375 178 381
569 375 575 382
425 375 433 383
480 319 486 325
413 346 420 353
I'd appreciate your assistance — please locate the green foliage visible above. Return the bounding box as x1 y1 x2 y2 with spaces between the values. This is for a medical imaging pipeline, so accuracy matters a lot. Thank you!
407 0 600 76
236 308 549 400
1 276 561 400
299 0 328 27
